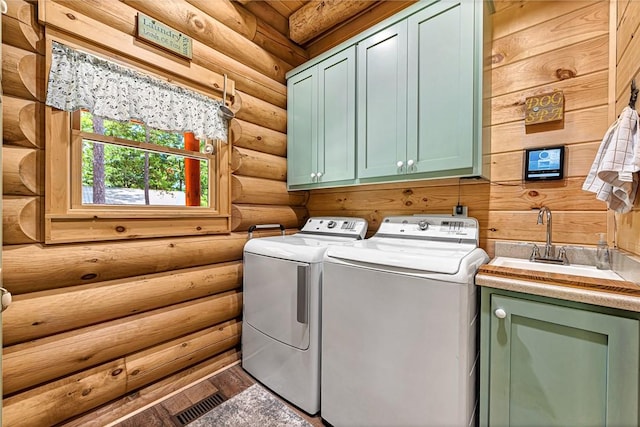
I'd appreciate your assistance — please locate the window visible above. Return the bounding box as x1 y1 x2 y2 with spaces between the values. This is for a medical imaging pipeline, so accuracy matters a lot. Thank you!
77 112 212 207
45 38 231 243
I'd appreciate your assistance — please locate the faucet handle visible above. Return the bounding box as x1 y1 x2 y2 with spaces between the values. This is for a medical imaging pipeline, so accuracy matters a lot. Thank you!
558 246 569 265
529 244 540 261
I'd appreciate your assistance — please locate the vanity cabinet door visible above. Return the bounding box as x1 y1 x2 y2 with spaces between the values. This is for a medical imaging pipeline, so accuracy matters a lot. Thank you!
482 292 639 427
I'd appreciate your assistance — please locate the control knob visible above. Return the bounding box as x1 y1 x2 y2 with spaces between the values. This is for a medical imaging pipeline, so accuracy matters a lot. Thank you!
327 220 337 229
418 220 429 231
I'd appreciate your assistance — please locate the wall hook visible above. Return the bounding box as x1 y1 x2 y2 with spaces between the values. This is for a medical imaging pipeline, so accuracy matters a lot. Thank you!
630 79 638 110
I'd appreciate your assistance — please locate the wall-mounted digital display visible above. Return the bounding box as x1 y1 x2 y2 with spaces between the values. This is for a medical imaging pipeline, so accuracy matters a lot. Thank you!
524 146 565 181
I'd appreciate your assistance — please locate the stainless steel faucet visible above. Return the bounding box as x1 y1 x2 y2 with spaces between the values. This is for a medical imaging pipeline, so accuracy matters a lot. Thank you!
537 206 553 258
530 207 568 264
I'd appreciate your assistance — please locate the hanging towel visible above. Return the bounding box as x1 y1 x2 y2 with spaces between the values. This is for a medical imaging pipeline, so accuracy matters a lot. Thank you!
583 106 640 213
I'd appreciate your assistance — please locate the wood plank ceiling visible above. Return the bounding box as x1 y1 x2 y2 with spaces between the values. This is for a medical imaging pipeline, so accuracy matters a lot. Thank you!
236 0 417 58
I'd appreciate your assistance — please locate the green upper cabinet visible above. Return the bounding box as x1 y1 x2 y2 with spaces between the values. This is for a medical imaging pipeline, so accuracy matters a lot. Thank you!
480 288 640 427
286 0 486 189
358 0 476 180
357 21 408 179
287 46 356 187
288 67 317 186
407 1 475 173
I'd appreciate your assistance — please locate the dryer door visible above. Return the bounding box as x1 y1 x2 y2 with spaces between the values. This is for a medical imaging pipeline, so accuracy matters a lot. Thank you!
244 253 311 350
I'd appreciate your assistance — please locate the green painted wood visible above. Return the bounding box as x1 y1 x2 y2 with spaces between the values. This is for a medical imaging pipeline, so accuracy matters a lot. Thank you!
357 21 408 179
287 47 356 189
287 68 317 186
287 0 486 190
318 46 356 183
407 1 474 173
482 290 639 427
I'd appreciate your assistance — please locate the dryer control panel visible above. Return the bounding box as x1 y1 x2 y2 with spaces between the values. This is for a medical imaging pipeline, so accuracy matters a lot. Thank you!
301 217 368 239
376 215 480 245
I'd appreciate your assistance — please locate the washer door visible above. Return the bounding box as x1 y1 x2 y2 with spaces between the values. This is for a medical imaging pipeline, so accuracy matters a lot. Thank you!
244 253 311 350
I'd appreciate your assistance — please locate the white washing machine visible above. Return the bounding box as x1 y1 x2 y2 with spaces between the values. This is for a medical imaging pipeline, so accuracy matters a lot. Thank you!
242 217 368 415
322 215 489 427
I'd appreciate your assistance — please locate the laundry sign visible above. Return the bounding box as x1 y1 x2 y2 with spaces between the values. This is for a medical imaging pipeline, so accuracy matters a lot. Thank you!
136 13 193 60
524 91 564 125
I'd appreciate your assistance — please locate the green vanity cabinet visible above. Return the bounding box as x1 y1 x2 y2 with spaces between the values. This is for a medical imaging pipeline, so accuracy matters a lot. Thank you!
287 46 356 188
358 0 478 180
480 288 640 427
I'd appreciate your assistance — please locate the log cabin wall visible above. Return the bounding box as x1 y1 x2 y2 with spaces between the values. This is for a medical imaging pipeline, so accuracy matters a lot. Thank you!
1 0 308 425
306 0 611 257
615 1 640 256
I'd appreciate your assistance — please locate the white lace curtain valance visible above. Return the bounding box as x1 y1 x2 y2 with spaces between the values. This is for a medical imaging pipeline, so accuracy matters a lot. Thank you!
45 41 227 141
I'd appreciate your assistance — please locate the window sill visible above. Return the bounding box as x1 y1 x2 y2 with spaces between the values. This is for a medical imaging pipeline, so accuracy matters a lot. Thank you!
45 215 231 244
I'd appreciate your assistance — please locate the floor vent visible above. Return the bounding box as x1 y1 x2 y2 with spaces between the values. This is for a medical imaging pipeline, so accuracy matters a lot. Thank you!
173 391 227 426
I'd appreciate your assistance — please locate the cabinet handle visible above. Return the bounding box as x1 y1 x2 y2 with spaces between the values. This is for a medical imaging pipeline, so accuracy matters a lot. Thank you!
396 160 404 168
494 308 507 319
407 159 414 167
310 172 316 181
316 172 323 178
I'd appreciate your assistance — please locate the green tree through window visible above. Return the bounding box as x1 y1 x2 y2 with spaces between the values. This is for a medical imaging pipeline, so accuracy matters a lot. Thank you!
79 111 209 206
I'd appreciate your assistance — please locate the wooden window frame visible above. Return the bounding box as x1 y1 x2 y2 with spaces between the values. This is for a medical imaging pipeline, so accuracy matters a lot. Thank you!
44 35 231 244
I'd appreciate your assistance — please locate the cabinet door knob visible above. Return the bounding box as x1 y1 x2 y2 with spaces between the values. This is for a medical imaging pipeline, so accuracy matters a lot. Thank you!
317 172 323 178
494 308 507 319
396 160 404 168
407 159 415 167
310 172 316 180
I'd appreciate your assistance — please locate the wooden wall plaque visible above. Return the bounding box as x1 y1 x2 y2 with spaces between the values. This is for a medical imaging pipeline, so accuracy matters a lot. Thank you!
524 91 564 125
136 13 193 60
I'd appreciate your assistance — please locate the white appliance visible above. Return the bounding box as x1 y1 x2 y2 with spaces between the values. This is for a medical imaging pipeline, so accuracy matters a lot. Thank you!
322 215 489 427
242 217 368 415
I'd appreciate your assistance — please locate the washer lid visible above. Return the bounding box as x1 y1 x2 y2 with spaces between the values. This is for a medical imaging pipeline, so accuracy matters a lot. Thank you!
325 238 477 274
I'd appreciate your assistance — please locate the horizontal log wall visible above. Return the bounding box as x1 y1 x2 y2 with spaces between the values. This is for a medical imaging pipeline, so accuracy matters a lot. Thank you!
615 1 640 256
2 0 308 424
307 0 611 257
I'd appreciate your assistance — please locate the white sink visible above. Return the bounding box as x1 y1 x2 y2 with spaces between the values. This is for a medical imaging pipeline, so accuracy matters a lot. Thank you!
490 257 624 281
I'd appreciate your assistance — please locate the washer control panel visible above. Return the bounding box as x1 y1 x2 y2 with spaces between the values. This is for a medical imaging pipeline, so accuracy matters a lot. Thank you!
301 217 368 239
376 215 479 245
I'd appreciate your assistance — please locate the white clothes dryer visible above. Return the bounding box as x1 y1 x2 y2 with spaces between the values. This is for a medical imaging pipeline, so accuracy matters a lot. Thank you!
242 217 368 415
322 215 489 426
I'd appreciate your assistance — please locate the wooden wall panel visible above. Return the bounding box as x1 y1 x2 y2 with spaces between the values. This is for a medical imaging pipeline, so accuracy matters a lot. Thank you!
62 349 241 427
490 2 608 69
1 0 308 424
491 1 601 40
307 0 611 251
615 1 640 256
3 262 242 345
4 291 241 395
489 70 608 127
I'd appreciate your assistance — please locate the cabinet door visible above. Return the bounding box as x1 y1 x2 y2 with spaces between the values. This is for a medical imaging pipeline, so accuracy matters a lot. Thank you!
407 1 475 173
317 46 356 183
357 21 408 179
488 294 639 427
287 67 318 186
